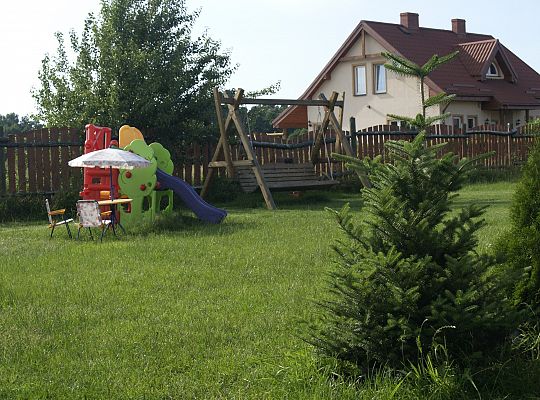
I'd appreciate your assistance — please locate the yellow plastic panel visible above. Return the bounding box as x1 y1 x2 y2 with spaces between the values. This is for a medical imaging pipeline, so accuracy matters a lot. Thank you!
119 125 145 148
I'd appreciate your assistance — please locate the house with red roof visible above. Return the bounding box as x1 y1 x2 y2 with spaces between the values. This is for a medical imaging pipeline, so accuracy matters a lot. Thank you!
273 12 540 132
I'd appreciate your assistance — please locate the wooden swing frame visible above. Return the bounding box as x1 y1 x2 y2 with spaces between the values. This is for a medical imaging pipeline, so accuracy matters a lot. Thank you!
200 87 354 210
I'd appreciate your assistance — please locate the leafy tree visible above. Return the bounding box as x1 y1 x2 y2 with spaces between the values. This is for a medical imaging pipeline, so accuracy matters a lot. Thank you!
309 135 520 370
383 51 458 132
32 0 234 144
0 113 42 134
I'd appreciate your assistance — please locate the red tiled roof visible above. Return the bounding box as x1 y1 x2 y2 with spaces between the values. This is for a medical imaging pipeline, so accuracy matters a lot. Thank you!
457 39 498 77
274 19 540 128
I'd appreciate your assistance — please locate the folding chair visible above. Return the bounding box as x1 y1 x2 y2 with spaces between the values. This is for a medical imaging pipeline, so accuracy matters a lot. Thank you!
76 200 112 241
45 199 73 239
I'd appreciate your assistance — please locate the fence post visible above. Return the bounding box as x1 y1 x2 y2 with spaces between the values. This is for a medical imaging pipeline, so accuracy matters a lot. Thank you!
0 126 6 196
350 117 357 156
507 132 512 167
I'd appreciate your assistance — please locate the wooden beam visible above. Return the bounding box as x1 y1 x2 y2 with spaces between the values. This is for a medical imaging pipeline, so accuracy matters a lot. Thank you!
338 92 345 130
319 94 351 157
335 92 345 152
209 160 254 168
229 89 277 210
221 97 344 107
218 90 236 177
361 29 365 57
310 92 338 163
201 88 237 199
200 135 224 199
338 54 386 63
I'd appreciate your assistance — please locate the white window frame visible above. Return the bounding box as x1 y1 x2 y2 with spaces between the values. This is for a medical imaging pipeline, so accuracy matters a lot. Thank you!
353 65 367 96
374 64 387 94
486 63 499 77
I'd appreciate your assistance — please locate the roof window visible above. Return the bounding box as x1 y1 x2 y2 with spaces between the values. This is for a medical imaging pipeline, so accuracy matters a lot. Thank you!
486 62 499 78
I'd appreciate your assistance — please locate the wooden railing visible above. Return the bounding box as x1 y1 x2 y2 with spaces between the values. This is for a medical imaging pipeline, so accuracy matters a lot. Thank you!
0 124 536 196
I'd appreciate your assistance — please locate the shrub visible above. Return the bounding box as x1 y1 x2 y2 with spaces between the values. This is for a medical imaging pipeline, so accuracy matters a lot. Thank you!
203 176 242 203
0 181 81 223
495 138 540 308
308 134 521 371
0 195 45 222
466 167 521 184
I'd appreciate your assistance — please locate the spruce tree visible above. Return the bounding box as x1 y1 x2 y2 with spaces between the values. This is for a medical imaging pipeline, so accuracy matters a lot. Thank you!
383 52 458 131
310 52 520 370
310 135 518 369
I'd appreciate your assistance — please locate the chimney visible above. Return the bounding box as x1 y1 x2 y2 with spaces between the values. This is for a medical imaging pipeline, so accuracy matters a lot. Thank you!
400 12 419 31
452 19 466 35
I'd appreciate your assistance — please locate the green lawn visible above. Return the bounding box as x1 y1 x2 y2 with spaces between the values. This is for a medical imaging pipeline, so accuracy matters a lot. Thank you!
0 182 535 399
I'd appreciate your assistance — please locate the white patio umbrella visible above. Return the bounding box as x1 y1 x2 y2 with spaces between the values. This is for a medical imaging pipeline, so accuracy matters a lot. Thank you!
68 147 151 200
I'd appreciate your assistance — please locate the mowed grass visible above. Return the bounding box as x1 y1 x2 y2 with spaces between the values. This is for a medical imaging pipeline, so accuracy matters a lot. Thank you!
0 182 520 399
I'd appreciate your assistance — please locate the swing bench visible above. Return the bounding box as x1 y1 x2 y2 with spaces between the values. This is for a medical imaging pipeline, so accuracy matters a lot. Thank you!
201 88 354 210
235 162 338 193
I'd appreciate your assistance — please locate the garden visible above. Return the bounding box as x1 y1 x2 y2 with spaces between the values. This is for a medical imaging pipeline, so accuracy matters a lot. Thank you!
2 1 540 398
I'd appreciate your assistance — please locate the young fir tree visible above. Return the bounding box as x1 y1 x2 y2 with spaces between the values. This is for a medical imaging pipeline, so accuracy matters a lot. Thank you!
310 52 521 370
383 52 458 131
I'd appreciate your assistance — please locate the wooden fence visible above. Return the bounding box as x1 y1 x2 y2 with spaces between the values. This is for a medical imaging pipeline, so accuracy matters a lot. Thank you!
0 127 84 196
350 124 536 169
0 125 536 196
249 125 536 179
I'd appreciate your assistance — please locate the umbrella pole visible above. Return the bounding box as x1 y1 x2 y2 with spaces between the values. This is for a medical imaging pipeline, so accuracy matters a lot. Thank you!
109 166 114 201
109 166 117 232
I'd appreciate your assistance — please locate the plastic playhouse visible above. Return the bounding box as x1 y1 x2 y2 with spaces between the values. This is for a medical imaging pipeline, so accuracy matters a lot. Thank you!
79 124 227 225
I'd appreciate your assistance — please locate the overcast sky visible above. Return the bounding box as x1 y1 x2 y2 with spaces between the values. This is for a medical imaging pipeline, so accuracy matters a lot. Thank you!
1 0 539 116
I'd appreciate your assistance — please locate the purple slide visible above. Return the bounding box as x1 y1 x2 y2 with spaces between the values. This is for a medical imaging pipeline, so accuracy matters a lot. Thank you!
156 169 227 224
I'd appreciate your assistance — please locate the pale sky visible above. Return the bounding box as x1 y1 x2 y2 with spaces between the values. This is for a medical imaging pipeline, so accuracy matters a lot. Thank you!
1 0 539 117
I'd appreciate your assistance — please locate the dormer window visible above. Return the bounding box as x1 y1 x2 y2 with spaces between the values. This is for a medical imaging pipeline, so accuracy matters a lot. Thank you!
486 62 500 78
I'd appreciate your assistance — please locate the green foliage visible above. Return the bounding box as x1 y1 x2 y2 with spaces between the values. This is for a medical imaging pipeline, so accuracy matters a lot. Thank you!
406 334 471 400
383 52 458 132
465 167 521 184
384 52 459 79
513 320 540 360
386 112 451 132
228 83 285 135
309 134 520 370
32 0 234 143
331 152 380 188
246 104 286 134
0 113 42 134
203 176 242 203
0 189 80 223
286 128 308 142
0 196 46 222
245 81 282 98
525 118 540 134
496 139 540 308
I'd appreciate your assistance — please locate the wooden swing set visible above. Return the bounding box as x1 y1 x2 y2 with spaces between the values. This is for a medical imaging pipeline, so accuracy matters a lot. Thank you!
200 87 355 210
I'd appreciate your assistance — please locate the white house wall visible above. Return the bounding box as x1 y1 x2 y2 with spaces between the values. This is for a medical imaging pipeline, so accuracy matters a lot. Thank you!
307 32 438 131
306 31 535 132
443 102 531 129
